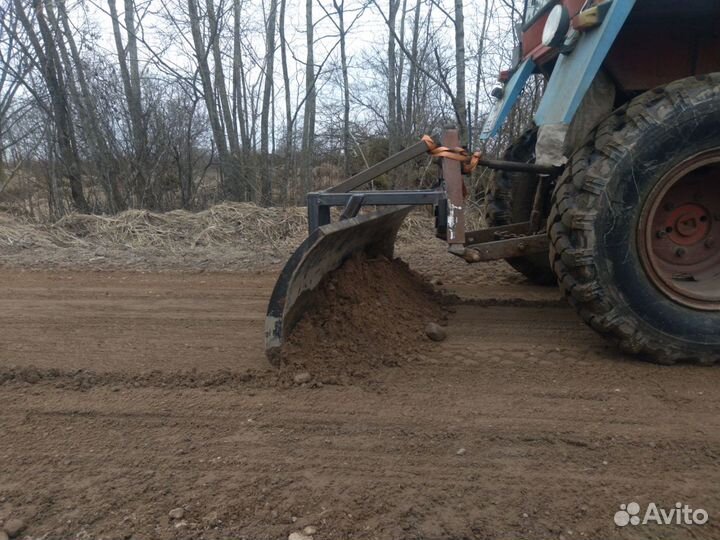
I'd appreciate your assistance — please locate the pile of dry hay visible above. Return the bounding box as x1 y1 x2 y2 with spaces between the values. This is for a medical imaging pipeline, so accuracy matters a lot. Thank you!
0 203 437 254
0 203 308 251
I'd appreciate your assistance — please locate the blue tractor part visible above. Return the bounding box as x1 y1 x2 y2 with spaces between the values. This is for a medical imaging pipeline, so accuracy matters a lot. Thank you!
481 0 638 140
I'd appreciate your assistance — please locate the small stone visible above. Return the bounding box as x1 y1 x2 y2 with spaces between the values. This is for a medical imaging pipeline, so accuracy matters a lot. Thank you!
288 532 313 540
522 513 529 518
174 520 188 529
3 518 25 538
425 322 447 342
293 372 311 385
456 448 466 456
203 511 219 527
302 525 317 535
168 508 185 520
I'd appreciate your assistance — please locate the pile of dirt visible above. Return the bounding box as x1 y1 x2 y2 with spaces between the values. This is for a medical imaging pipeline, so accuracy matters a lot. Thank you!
278 255 448 382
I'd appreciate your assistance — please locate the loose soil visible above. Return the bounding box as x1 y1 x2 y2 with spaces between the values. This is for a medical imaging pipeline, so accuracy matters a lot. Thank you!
0 225 719 540
279 255 447 382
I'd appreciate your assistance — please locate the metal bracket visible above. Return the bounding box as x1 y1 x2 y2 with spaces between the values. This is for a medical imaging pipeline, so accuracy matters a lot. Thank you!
339 194 365 221
307 189 446 234
458 234 549 264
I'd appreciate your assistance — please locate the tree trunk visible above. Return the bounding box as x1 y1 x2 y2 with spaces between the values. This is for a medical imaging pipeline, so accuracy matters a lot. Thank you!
301 0 316 198
187 0 235 199
334 0 351 177
54 0 124 211
205 0 244 200
454 0 467 144
232 0 250 151
260 0 277 206
279 0 293 201
14 0 89 213
395 0 407 138
387 0 399 160
108 0 146 205
405 0 421 135
473 0 492 151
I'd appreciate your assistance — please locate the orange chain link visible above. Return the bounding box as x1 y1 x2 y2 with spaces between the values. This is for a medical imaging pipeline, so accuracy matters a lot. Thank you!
421 135 482 174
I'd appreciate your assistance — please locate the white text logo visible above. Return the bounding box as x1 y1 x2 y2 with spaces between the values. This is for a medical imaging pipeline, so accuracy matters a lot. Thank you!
614 502 708 527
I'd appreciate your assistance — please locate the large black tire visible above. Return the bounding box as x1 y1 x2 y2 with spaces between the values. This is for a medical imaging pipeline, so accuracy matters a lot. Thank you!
549 74 720 364
485 129 555 285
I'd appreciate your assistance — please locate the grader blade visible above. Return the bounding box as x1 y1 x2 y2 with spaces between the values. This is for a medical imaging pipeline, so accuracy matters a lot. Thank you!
265 206 413 364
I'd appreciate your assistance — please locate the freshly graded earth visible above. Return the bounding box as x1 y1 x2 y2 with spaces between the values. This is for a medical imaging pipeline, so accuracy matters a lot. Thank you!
0 236 719 539
279 255 447 381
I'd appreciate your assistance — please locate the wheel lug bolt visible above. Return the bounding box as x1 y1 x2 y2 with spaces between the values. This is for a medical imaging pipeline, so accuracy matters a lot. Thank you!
656 230 667 239
675 248 686 258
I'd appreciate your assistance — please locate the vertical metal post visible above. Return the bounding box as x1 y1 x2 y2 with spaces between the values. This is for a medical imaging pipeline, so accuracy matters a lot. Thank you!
441 129 466 245
307 193 331 234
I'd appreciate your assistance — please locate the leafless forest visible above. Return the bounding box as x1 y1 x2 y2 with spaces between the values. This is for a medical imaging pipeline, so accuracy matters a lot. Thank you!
0 0 540 218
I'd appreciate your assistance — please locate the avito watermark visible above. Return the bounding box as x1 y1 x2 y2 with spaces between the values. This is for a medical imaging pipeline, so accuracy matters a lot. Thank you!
614 502 708 527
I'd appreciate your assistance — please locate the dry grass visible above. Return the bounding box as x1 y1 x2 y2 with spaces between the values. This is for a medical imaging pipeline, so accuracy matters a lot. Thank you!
0 202 483 263
0 203 308 252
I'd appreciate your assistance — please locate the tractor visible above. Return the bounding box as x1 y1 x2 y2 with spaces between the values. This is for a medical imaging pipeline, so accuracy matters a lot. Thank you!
267 0 720 365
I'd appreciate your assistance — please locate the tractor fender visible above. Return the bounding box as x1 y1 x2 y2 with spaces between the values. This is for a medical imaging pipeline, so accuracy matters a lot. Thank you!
481 0 636 142
534 0 636 127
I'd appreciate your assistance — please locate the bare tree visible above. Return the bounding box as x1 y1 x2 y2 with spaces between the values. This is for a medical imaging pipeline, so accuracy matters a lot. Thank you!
108 0 147 204
0 3 28 194
260 0 278 205
454 0 467 144
403 0 422 136
186 0 249 201
13 0 89 212
278 0 293 200
0 0 524 213
386 0 400 159
301 0 316 197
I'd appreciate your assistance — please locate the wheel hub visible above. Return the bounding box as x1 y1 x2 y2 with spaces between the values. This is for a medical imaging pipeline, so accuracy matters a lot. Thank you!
667 204 710 243
640 150 720 310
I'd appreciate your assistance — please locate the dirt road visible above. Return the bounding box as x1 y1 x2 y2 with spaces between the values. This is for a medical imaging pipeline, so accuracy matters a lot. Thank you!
1 262 719 540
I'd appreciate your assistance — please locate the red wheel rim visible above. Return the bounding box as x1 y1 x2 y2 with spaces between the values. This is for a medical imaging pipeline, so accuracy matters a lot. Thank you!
639 149 720 311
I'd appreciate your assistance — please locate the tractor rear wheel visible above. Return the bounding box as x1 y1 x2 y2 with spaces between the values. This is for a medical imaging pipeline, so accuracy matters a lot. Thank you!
549 74 720 364
485 129 555 285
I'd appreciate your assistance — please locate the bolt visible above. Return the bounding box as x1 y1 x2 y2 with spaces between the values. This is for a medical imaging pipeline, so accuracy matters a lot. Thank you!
518 242 526 251
675 248 687 258
706 238 716 249
656 230 668 239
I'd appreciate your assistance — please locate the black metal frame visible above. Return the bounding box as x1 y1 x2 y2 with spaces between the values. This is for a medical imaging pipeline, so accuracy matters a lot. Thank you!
307 189 446 234
305 129 561 263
